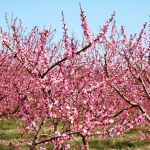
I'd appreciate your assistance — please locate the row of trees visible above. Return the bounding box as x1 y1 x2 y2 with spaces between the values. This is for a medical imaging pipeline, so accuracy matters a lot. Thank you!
0 4 150 150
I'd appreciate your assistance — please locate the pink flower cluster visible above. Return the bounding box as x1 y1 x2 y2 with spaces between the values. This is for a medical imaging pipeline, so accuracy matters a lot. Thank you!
80 4 93 43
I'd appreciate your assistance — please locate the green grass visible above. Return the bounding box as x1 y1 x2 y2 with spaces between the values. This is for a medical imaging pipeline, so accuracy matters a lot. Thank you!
0 132 21 140
88 138 149 150
0 145 15 150
0 119 18 130
0 119 149 150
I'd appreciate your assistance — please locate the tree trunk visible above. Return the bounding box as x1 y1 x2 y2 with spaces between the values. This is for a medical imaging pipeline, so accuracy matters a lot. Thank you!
30 116 47 150
30 102 54 150
81 135 89 150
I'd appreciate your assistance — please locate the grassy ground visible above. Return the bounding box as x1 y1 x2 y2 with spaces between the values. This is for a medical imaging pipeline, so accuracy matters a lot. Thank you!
0 119 150 150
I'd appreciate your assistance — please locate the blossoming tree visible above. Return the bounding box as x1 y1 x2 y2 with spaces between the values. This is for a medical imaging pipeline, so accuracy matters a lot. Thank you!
0 4 150 150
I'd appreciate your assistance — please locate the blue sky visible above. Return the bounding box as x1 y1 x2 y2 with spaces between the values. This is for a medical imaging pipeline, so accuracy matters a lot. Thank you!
0 1 150 41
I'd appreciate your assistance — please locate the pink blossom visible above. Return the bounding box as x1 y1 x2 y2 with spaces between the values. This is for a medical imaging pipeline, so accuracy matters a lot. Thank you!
39 147 46 150
64 144 70 150
81 128 87 135
54 131 61 137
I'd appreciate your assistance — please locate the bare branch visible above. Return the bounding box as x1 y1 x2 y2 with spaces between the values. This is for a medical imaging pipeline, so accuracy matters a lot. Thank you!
138 76 150 101
0 106 19 117
104 53 109 78
3 41 32 75
113 86 150 122
0 95 6 101
111 106 133 118
146 74 150 83
30 102 54 149
34 132 79 146
41 43 92 79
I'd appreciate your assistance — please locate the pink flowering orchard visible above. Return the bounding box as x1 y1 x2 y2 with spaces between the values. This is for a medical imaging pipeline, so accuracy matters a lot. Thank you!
0 4 150 150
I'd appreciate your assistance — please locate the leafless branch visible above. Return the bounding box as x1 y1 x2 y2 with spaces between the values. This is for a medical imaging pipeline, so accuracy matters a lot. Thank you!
0 106 19 117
